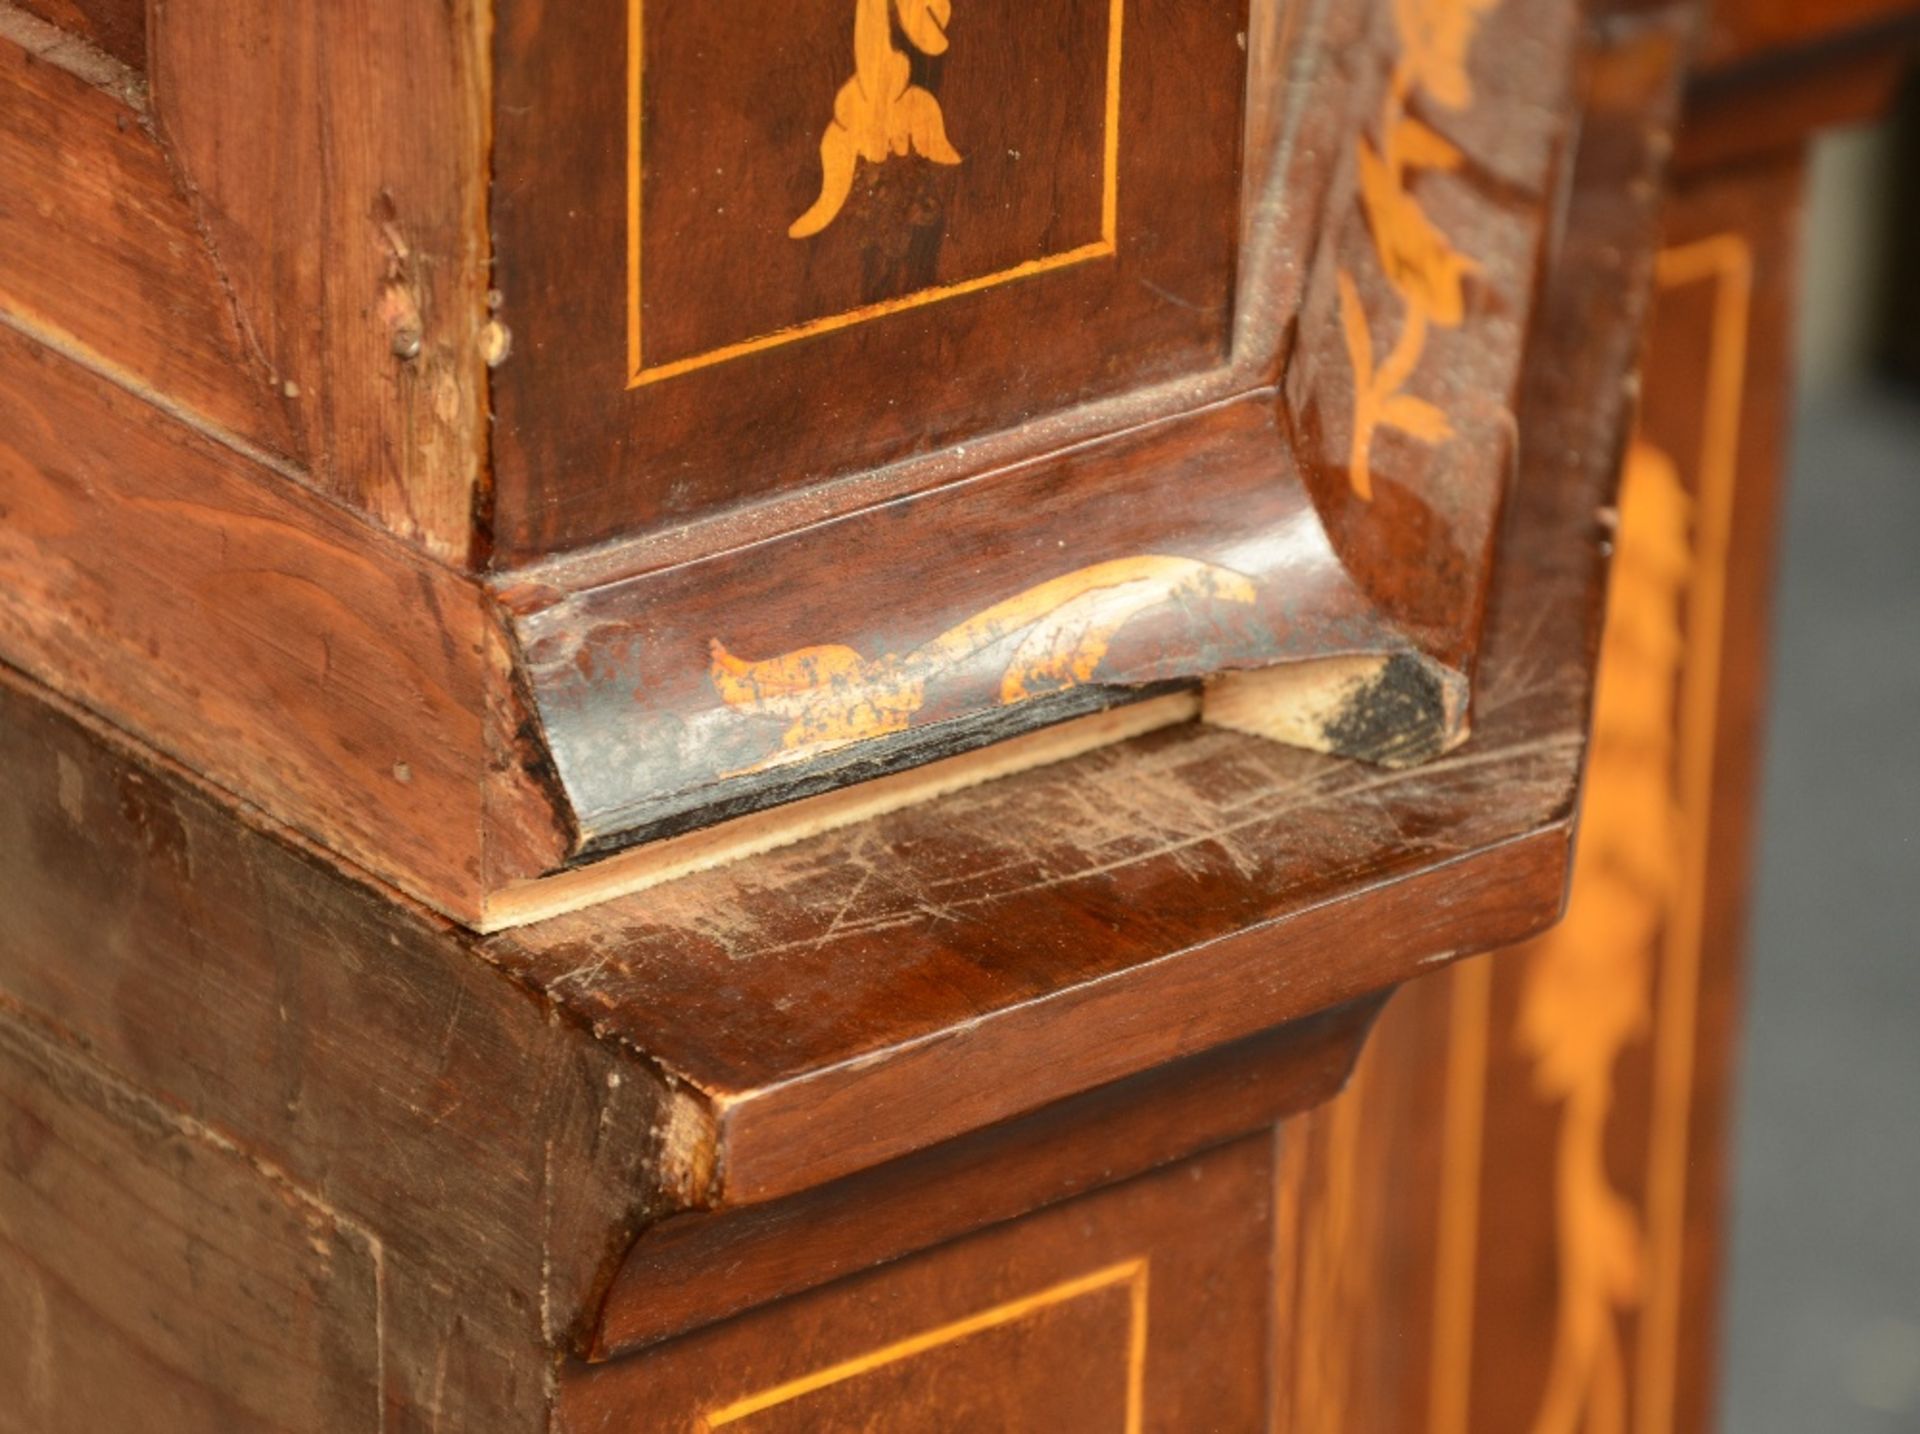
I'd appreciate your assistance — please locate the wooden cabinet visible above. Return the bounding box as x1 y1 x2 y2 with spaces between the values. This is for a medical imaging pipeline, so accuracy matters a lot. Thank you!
0 0 1588 926
0 0 1914 1429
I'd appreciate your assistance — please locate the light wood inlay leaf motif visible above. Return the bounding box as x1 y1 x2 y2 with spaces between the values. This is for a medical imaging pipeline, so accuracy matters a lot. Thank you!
710 556 1256 769
1339 0 1496 500
1518 438 1691 1434
791 0 963 239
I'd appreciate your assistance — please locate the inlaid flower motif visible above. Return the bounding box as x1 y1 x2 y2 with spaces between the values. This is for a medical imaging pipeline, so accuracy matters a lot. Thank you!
790 0 963 239
1356 126 1475 325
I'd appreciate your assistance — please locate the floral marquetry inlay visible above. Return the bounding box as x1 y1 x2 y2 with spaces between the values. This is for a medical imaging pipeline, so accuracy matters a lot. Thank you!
1517 437 1689 1433
791 0 964 238
710 556 1256 771
1339 0 1498 500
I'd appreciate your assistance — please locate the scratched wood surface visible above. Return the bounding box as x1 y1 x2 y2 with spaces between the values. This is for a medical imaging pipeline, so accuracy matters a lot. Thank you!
8 1 1858 1426
501 400 1433 856
0 0 1599 909
0 669 677 1432
476 0 1689 1212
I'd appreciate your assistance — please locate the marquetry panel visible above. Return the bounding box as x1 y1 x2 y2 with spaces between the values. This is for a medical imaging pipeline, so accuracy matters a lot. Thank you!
628 0 1126 386
559 1135 1273 1432
1270 152 1799 1434
1430 155 1797 1434
492 0 1250 553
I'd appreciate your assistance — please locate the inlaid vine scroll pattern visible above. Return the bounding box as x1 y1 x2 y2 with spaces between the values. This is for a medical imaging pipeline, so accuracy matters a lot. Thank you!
1339 0 1497 500
710 556 1256 770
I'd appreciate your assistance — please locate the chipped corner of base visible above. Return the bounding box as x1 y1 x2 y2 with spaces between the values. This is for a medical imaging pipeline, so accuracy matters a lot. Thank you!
1200 651 1471 769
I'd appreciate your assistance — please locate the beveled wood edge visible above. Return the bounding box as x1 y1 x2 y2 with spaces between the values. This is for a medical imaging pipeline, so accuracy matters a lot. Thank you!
584 995 1388 1361
477 691 1201 932
477 0 1565 864
493 382 1521 862
0 0 1571 918
0 301 1477 931
0 0 1692 1391
479 644 1475 932
703 825 1574 1206
0 0 1683 1281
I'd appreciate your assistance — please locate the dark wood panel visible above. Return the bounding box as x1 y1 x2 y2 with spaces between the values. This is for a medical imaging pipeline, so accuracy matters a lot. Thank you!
0 1014 382 1433
1270 974 1458 1434
561 1136 1274 1433
1263 78 1801 1434
1447 146 1802 1434
491 0 1251 554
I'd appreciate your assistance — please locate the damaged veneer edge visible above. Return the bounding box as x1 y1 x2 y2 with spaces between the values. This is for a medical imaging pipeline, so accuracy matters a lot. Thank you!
479 651 1468 932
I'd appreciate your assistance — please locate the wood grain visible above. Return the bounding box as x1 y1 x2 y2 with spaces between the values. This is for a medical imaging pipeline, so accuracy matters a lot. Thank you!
588 996 1382 1360
149 0 492 561
0 1 1849 1429
0 23 291 457
0 1014 382 1433
1263 19 1819 1434
0 322 529 920
561 1138 1274 1434
491 0 1249 556
479 0 1690 1223
9 0 143 69
0 666 677 1431
501 398 1440 859
479 690 1201 932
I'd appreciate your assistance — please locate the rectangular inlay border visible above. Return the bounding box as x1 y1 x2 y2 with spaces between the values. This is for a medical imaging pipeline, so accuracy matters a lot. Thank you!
624 0 1127 389
700 1257 1150 1429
